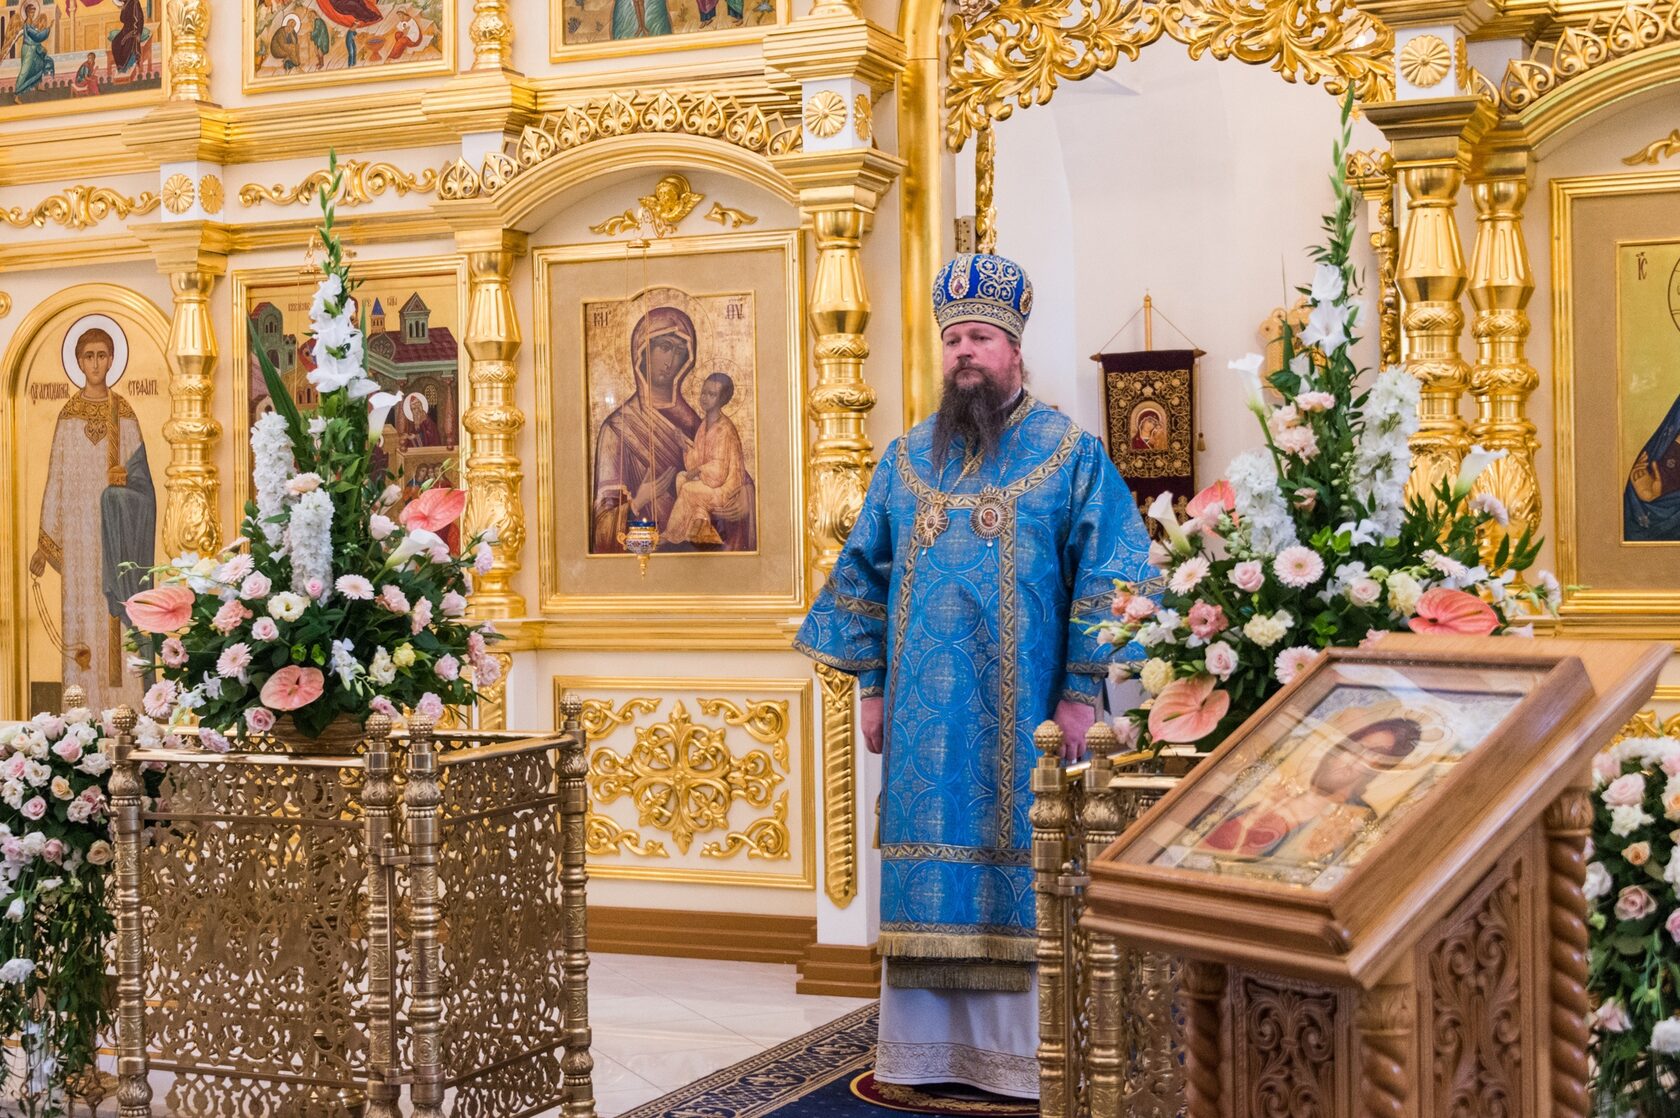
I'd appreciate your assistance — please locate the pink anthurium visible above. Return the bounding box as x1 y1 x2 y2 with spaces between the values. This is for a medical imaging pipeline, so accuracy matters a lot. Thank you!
1187 480 1237 523
1407 587 1498 636
259 666 325 712
400 487 467 533
1148 674 1231 745
124 585 196 634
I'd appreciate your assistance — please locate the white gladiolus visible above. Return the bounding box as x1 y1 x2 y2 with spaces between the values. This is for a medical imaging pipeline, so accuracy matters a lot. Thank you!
1309 262 1345 306
1350 367 1419 538
1299 299 1348 351
250 412 295 547
329 639 361 688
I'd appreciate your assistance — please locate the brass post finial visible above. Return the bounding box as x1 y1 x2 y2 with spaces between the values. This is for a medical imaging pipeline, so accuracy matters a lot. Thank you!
62 684 87 711
1034 719 1064 762
560 695 583 722
113 705 138 736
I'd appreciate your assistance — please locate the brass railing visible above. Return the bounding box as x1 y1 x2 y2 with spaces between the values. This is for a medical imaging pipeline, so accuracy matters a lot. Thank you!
103 698 597 1118
1032 721 1197 1118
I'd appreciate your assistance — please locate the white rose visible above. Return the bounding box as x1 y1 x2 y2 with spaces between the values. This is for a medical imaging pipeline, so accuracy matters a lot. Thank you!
1386 572 1423 616
85 841 114 867
1583 861 1612 899
1654 1018 1680 1054
1139 658 1174 696
0 958 33 985
1611 804 1655 837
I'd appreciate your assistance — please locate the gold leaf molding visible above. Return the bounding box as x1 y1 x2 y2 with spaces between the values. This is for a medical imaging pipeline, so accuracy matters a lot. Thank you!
240 160 440 209
3 185 161 230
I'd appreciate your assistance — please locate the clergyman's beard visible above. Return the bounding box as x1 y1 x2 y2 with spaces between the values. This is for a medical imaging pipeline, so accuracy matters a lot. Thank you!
932 370 1011 471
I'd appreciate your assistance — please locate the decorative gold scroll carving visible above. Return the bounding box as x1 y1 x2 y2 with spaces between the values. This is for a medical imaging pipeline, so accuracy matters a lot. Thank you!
239 161 441 209
1613 708 1680 744
815 663 858 907
1497 2 1680 114
588 173 704 239
585 697 791 858
438 92 803 200
0 293 11 318
2 186 160 230
704 201 759 228
1624 128 1680 165
943 0 1394 152
586 813 669 858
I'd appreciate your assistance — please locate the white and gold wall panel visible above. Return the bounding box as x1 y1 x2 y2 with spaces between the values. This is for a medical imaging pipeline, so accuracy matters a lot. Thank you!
554 675 816 890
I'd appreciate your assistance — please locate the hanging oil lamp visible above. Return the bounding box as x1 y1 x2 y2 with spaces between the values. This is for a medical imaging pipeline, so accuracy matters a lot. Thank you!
619 518 659 578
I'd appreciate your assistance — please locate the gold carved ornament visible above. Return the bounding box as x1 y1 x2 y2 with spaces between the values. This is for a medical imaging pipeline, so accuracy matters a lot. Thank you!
1624 129 1680 165
1399 33 1451 88
161 174 196 215
704 201 759 229
589 173 704 239
2 185 161 230
240 161 440 208
1497 1 1680 113
438 91 802 200
198 175 225 215
853 94 874 144
0 293 11 318
814 664 858 908
803 90 849 139
166 0 212 103
583 697 793 861
942 0 1395 152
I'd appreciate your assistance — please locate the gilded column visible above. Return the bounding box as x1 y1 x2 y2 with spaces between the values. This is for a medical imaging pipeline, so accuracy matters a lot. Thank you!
459 229 528 618
974 121 998 255
1364 98 1495 500
469 0 515 71
166 0 211 103
1467 133 1540 566
163 266 224 556
1346 149 1400 368
1029 721 1072 1118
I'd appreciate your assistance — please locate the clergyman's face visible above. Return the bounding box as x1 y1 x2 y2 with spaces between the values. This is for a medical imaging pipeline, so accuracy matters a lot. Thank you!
941 321 1021 398
76 341 113 388
647 336 685 390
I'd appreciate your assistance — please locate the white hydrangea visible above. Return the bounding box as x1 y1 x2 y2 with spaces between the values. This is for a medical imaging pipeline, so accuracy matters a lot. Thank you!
287 488 335 600
250 411 296 547
1227 450 1299 554
1350 367 1420 539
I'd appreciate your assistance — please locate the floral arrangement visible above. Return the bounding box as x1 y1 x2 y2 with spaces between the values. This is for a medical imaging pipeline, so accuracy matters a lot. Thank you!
1096 99 1557 752
1587 736 1680 1114
0 704 164 1115
124 157 500 743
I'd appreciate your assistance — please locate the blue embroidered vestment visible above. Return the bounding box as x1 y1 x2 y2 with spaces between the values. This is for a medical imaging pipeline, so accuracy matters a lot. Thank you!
795 398 1155 983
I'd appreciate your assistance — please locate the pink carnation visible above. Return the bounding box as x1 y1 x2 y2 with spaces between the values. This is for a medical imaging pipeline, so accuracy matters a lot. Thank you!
472 654 502 687
379 585 411 614
411 596 434 635
1123 596 1157 622
198 729 231 754
1187 602 1227 639
468 631 488 659
1274 425 1319 460
212 599 252 635
434 654 461 682
369 696 398 719
416 692 445 721
475 543 494 575
1295 391 1336 412
441 591 469 617
160 637 189 668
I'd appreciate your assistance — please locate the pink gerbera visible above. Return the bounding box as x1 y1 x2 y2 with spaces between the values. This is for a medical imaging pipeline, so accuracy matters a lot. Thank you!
1273 546 1325 589
1273 645 1321 686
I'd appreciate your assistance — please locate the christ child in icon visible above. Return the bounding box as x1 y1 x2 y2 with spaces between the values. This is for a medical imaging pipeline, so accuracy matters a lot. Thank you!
667 371 749 547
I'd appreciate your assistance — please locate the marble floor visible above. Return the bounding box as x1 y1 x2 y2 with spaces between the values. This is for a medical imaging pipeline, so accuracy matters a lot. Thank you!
574 953 877 1117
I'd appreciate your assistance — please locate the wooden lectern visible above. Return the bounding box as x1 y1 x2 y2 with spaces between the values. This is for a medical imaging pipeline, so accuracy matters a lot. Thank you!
1086 635 1667 1118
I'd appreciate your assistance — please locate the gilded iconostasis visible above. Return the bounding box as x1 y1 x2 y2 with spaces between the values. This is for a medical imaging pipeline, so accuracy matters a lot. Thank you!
7 0 1680 958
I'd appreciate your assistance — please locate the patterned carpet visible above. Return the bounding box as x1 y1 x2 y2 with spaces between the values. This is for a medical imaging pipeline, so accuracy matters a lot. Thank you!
615 1005 1035 1118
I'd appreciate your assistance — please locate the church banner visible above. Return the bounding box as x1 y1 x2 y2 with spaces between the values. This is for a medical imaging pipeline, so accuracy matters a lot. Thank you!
1095 348 1198 537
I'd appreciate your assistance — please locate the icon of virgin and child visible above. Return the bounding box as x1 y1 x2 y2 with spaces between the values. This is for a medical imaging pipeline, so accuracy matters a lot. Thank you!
590 305 757 554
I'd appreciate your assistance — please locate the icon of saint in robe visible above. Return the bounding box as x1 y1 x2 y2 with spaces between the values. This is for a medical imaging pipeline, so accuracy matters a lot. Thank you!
590 306 701 552
1195 716 1425 866
29 318 156 711
1625 389 1680 541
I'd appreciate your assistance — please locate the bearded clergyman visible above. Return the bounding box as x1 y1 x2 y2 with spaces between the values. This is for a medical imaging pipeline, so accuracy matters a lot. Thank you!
795 253 1156 1099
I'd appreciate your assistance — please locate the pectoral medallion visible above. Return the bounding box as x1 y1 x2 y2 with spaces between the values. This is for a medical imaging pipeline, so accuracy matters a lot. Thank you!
970 487 1009 540
913 497 950 549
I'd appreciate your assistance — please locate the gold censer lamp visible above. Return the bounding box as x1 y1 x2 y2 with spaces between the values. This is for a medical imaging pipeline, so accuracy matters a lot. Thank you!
619 517 659 577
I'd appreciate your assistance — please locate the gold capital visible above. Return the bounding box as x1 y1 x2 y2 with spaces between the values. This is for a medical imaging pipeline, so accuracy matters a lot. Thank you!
470 0 516 72
166 0 212 104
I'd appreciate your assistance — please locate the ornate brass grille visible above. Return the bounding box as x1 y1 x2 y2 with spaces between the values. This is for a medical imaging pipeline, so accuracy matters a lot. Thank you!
105 703 597 1118
1031 721 1195 1118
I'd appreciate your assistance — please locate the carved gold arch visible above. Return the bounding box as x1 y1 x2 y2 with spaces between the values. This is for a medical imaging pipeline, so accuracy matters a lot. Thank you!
0 284 174 717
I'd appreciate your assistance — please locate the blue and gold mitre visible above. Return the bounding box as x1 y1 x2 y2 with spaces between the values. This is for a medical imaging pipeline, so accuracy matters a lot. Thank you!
933 253 1033 340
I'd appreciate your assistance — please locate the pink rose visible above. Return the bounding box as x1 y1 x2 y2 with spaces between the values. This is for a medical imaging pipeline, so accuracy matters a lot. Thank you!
1359 629 1388 648
369 514 396 541
251 618 280 643
1616 885 1658 922
1 838 24 864
1604 773 1647 807
1187 602 1228 639
1204 640 1238 681
369 696 398 719
1663 752 1680 778
1 756 26 783
40 839 63 865
434 654 461 682
21 797 46 821
306 578 326 600
1592 999 1632 1033
1348 578 1383 607
1667 909 1680 944
160 637 189 668
1594 751 1622 785
1230 560 1264 593
245 707 276 734
240 572 272 600
50 739 81 765
416 692 445 721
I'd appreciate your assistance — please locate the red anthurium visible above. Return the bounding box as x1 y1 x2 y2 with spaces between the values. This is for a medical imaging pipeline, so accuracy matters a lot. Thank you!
1148 674 1231 745
400 488 467 533
1408 587 1498 636
124 585 196 634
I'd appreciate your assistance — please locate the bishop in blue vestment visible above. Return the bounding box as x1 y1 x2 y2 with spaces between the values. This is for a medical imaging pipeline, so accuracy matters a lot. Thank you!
795 253 1155 1097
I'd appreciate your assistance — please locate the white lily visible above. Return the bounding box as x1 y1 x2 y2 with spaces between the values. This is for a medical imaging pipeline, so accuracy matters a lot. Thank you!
1228 353 1266 418
367 391 403 445
1309 262 1345 306
1454 444 1509 497
387 528 447 568
1147 491 1194 558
